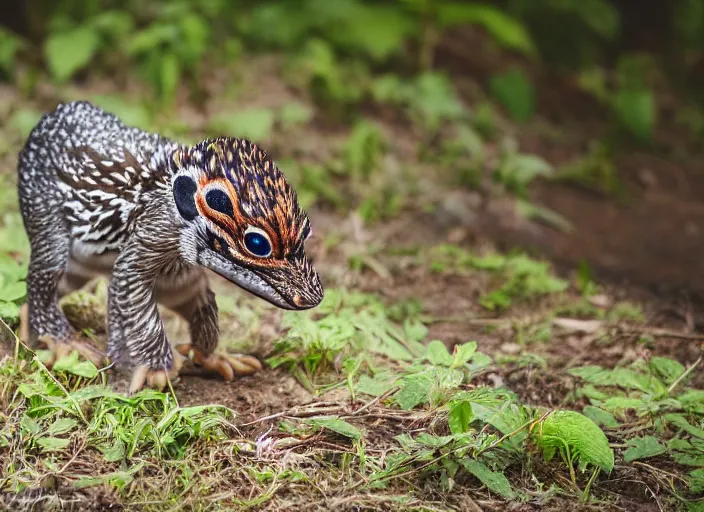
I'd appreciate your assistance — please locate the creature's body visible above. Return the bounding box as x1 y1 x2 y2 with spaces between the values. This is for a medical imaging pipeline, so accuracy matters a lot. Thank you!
17 101 323 392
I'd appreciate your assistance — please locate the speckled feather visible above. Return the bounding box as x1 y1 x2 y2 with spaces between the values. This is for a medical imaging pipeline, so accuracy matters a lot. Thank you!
17 101 322 373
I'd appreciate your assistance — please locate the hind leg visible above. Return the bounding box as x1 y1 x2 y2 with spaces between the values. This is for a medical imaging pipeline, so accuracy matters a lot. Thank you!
156 270 261 380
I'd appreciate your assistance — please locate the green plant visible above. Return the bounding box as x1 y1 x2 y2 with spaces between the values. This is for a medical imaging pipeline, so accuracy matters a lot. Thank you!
372 72 466 135
428 245 568 310
0 28 25 79
557 141 621 196
0 254 27 322
577 55 658 143
569 356 704 499
493 137 554 197
489 68 535 123
400 0 535 69
532 410 614 485
508 0 620 69
43 10 134 83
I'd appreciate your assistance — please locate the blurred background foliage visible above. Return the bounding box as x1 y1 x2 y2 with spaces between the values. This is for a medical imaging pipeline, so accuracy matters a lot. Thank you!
1 0 704 228
1 0 703 143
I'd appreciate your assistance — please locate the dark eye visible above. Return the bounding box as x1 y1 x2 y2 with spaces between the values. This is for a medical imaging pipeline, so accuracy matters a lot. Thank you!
243 228 272 258
205 188 234 218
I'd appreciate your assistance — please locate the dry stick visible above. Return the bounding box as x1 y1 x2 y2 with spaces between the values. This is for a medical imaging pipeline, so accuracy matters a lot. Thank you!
348 387 399 417
667 354 702 394
238 402 345 427
631 327 704 341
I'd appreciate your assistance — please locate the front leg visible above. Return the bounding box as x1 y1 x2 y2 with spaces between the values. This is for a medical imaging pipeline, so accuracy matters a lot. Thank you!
108 242 183 394
170 283 262 380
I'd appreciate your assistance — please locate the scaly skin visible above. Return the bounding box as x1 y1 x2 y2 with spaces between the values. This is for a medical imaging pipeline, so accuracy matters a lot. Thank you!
17 101 323 392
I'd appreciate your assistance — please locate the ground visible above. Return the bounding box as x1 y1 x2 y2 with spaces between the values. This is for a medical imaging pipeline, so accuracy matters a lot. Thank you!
0 46 703 511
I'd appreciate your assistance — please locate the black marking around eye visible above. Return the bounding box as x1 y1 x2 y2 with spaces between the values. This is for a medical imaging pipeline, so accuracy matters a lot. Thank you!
205 188 234 218
173 175 198 221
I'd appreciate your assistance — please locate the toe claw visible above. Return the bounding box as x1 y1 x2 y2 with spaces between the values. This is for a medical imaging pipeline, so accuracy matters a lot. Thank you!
128 352 184 394
148 371 168 391
129 366 150 395
214 358 235 381
178 345 262 381
226 354 262 376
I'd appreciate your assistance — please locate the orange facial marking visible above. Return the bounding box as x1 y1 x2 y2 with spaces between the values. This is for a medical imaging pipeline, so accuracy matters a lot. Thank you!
194 176 286 266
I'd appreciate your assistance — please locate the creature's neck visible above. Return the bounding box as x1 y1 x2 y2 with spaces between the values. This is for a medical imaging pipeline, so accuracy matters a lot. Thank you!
149 138 185 180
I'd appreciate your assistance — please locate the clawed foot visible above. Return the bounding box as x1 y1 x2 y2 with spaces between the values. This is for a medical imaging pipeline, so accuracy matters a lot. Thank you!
176 344 262 381
129 351 186 395
38 334 108 369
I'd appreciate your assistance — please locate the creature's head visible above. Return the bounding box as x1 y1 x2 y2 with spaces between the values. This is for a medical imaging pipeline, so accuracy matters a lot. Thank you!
169 137 323 310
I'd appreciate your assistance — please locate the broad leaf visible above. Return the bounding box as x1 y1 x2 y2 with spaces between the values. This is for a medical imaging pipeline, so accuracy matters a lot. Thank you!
534 410 614 473
623 436 667 462
53 351 100 379
37 436 71 452
448 401 473 435
462 459 515 499
44 26 100 82
307 417 364 440
426 340 453 366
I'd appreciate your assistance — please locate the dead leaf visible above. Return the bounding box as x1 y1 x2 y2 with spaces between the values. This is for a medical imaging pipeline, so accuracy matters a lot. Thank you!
552 318 603 334
588 294 612 309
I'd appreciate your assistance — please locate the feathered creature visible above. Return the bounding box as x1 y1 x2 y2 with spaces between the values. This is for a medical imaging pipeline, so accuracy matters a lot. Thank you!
17 101 323 393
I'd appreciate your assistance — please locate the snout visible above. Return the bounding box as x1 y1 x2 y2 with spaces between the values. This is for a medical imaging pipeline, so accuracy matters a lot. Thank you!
255 257 324 311
290 274 324 310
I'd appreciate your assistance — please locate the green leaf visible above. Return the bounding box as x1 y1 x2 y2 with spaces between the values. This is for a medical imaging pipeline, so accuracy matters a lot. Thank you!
623 436 667 462
569 365 667 395
44 26 100 82
159 52 180 104
462 459 515 499
48 418 79 436
37 436 71 452
451 341 477 368
395 372 432 410
534 410 614 473
679 390 704 415
0 28 24 75
426 340 453 366
307 417 364 440
689 468 704 494
489 69 535 123
582 405 618 428
331 5 413 62
665 414 704 440
650 357 685 386
448 401 473 434
613 88 656 143
437 3 535 57
0 301 20 320
416 433 454 449
210 108 274 142
73 471 135 490
91 95 152 129
0 281 26 301
52 351 99 379
100 440 126 462
127 23 176 55
20 415 41 436
279 102 314 130
356 373 395 397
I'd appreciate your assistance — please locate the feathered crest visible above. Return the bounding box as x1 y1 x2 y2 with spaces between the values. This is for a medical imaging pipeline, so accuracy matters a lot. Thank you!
175 137 310 260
